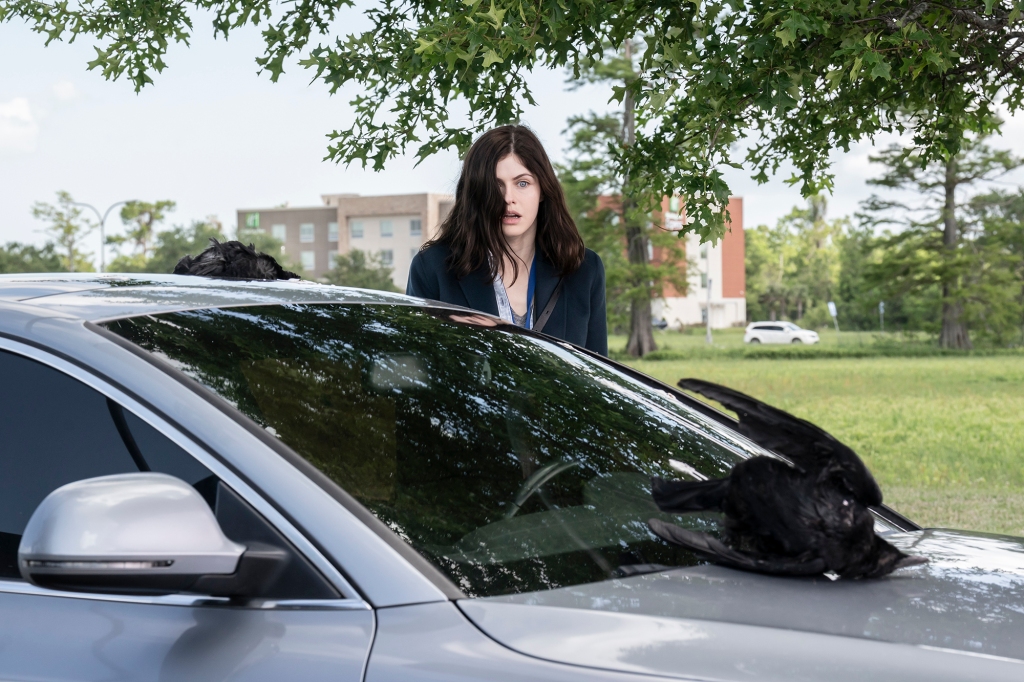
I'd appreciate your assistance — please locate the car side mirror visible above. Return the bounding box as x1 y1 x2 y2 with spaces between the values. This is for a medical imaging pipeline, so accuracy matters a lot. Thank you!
18 473 287 598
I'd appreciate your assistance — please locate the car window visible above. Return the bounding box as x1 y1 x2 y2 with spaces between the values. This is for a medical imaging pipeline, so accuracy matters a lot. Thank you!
0 350 216 580
104 304 768 598
0 349 336 598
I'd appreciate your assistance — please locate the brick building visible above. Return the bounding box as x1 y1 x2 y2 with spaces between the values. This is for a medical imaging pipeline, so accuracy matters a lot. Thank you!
237 193 454 287
651 196 746 329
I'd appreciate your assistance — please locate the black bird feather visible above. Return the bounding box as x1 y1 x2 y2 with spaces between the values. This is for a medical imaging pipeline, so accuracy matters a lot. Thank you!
173 239 299 280
648 378 926 579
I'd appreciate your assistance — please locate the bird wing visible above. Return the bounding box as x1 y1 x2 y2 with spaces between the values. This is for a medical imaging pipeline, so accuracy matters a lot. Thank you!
651 476 730 513
647 519 827 577
677 378 883 506
678 378 833 464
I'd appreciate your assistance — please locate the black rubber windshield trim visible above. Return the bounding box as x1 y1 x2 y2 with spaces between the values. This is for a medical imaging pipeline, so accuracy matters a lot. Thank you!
86 319 466 602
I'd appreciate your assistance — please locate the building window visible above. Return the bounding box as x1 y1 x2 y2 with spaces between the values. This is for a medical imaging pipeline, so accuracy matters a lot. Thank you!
271 224 287 242
699 243 708 259
300 223 315 243
700 272 708 289
669 197 680 213
380 220 393 238
380 249 394 266
328 222 338 242
350 220 364 239
245 213 260 228
410 218 422 236
301 251 316 272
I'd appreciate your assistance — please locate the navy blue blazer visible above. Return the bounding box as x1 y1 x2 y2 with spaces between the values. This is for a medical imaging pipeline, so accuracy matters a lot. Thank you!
407 243 608 356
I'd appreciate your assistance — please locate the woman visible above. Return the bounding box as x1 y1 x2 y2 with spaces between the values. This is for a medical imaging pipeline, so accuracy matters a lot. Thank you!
407 125 607 356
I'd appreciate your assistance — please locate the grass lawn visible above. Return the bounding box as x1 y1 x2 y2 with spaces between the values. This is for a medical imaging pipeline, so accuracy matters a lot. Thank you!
614 338 1024 535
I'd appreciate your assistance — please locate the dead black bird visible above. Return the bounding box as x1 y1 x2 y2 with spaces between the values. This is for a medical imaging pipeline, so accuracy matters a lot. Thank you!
648 378 926 579
174 239 299 280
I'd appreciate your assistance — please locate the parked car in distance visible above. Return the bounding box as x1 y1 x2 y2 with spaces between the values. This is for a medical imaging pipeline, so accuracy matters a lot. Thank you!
745 321 820 344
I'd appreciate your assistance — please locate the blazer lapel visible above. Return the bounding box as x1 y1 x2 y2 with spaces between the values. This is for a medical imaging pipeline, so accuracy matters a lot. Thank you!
457 264 500 316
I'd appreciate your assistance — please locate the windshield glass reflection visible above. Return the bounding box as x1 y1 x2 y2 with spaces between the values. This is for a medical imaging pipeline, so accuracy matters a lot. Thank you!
105 304 762 597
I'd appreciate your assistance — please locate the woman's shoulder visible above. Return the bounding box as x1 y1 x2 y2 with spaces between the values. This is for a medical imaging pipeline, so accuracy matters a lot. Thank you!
582 248 603 268
412 241 452 271
574 248 605 279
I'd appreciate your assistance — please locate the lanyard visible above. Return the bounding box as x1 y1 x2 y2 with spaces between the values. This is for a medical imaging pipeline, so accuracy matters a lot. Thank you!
493 253 538 329
524 253 537 330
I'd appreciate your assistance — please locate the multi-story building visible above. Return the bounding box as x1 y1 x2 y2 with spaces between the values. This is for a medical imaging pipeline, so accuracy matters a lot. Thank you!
238 192 746 328
237 193 454 288
652 196 746 329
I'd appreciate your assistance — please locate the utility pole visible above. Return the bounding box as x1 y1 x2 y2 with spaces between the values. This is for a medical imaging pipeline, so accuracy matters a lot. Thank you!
72 200 133 273
879 301 885 333
705 278 713 345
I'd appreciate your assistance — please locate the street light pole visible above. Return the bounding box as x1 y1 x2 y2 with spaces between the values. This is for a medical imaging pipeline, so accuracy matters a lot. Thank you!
72 200 132 273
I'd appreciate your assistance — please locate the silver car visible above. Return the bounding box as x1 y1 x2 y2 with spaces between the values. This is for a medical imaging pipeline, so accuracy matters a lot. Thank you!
1 273 1022 682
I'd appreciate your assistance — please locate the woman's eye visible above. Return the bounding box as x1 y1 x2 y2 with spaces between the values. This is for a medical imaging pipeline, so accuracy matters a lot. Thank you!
518 181 529 188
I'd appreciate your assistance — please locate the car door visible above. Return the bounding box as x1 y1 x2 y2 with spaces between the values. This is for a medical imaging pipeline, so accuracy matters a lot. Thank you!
757 324 779 343
0 346 373 682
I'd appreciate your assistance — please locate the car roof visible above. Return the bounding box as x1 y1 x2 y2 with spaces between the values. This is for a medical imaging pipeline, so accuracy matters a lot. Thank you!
0 272 424 322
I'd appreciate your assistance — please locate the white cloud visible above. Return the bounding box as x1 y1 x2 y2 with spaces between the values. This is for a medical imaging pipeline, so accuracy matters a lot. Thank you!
52 80 78 101
0 97 38 152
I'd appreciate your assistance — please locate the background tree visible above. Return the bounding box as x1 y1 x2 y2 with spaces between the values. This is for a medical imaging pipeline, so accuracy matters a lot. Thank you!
558 114 631 335
322 249 401 292
149 219 228 274
744 196 844 325
236 224 297 274
31 191 94 272
0 242 64 273
964 189 1024 345
108 200 177 271
110 200 176 262
6 1 1022 241
860 138 1024 348
559 85 686 353
109 218 228 274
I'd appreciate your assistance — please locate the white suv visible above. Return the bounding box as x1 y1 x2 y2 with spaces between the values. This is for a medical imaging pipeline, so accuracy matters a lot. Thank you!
744 321 820 344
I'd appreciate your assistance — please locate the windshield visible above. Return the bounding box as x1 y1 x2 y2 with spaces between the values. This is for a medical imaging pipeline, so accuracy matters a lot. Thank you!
103 304 766 597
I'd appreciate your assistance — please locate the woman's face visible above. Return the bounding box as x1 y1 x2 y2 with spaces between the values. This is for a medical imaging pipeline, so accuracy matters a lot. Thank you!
495 153 542 242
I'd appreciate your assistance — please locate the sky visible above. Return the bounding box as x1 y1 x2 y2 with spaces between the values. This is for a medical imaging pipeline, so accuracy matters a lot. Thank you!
3 13 1024 263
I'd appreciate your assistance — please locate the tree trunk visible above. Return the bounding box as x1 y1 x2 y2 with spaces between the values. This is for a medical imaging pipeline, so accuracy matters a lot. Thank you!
939 157 971 349
622 39 656 358
625 223 656 357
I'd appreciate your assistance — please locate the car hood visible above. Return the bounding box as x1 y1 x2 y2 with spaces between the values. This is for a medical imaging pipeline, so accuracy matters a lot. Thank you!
460 530 1024 680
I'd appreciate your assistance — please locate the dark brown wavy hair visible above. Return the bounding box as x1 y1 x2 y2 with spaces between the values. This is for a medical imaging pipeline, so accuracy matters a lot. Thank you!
426 125 585 283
